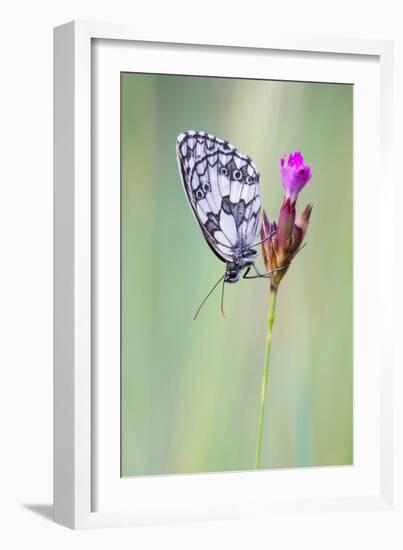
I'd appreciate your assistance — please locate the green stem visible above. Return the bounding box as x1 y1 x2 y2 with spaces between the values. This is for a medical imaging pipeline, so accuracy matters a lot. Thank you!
255 286 278 469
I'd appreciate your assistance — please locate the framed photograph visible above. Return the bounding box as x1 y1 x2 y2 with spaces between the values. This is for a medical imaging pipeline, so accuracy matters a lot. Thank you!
54 21 398 530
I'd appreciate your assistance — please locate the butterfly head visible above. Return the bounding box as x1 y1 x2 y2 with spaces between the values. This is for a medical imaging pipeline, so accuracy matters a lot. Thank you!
224 267 241 283
225 249 258 283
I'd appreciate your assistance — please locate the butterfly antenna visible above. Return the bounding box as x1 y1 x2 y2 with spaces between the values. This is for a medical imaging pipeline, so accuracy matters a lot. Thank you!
220 278 226 319
193 274 225 320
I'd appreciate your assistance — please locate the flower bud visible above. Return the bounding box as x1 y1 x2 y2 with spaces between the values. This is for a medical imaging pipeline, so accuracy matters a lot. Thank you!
261 152 313 290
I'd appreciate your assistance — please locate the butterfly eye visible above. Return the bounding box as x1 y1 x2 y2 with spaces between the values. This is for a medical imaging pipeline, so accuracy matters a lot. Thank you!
233 170 242 180
220 167 228 176
195 189 204 200
203 183 210 193
246 175 255 184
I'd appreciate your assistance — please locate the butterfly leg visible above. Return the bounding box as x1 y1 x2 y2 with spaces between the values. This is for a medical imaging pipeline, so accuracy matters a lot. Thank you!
243 263 286 279
252 230 276 247
243 264 268 279
253 264 268 278
244 243 308 280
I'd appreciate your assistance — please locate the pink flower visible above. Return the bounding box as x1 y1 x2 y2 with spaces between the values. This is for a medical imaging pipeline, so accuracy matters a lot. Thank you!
280 151 312 203
260 151 313 290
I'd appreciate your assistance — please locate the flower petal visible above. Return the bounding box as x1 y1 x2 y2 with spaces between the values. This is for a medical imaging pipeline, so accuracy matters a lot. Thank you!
280 152 312 203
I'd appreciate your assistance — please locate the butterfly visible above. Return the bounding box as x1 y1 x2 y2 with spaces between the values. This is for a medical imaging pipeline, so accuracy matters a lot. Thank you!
176 130 273 319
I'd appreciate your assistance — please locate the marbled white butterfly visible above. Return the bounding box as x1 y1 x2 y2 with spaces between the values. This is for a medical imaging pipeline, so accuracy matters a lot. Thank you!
177 130 272 318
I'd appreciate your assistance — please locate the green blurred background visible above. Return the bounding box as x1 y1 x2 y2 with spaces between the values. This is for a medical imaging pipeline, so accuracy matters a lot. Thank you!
121 73 353 476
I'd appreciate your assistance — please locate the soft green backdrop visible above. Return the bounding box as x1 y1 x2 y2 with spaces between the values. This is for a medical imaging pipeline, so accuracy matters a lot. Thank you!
121 73 353 476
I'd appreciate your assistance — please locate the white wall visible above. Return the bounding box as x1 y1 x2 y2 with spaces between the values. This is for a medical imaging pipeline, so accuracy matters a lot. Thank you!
0 1 401 548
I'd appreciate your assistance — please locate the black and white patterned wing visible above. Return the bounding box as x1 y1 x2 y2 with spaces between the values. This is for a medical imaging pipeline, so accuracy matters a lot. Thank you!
176 130 261 262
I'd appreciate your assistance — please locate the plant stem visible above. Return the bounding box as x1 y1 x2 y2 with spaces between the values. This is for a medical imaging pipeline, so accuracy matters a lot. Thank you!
255 286 278 469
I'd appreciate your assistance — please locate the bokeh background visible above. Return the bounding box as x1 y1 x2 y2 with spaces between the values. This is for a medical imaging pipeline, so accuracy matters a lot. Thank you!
121 73 353 476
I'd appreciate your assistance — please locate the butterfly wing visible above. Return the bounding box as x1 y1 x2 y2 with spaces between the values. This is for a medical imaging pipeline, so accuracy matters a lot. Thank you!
176 130 261 263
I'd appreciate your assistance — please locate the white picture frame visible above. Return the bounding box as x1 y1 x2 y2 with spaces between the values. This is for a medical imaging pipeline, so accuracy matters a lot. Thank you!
54 20 399 530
